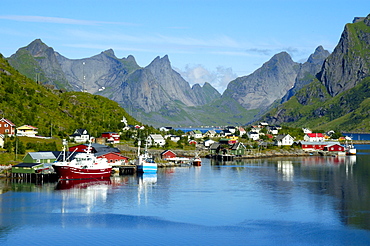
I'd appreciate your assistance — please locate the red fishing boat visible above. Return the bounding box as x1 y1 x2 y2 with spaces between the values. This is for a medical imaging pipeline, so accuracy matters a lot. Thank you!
192 154 202 166
52 139 112 180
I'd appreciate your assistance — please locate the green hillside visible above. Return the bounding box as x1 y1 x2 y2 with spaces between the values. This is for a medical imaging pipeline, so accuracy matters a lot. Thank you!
264 77 370 132
0 54 138 138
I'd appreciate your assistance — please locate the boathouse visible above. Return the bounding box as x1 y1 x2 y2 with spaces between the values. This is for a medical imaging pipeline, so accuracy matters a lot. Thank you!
96 152 129 165
23 152 57 164
230 142 246 156
323 144 345 152
12 163 45 174
161 150 177 160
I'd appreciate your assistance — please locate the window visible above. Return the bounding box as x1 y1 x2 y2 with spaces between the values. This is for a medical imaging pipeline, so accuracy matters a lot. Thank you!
5 124 8 127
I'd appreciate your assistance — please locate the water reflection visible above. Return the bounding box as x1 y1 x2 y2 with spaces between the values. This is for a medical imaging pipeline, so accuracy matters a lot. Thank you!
137 173 157 205
55 179 111 213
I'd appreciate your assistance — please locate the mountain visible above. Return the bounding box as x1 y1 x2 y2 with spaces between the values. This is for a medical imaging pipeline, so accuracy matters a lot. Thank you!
223 52 300 111
0 53 138 137
262 14 370 132
8 41 222 126
281 46 330 102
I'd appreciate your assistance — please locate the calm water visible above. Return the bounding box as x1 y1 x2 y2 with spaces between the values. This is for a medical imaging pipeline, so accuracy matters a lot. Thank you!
1 146 370 245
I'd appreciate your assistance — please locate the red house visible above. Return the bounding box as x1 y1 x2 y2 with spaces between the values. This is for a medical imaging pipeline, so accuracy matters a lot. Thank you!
300 141 329 151
0 118 16 136
101 132 120 144
323 144 345 152
97 152 129 164
161 150 177 160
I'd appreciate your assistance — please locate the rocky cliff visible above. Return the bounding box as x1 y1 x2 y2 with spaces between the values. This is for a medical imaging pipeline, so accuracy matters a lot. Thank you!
318 15 370 96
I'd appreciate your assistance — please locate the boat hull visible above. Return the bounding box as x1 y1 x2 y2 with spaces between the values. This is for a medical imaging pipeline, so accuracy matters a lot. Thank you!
193 160 202 166
137 163 157 173
53 165 112 180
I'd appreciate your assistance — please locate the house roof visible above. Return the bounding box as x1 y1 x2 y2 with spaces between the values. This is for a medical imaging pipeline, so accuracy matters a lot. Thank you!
150 134 165 140
275 134 293 141
13 162 42 167
17 125 38 130
307 133 325 138
231 142 246 150
27 152 57 160
0 118 15 126
161 150 176 156
210 143 221 150
70 129 88 136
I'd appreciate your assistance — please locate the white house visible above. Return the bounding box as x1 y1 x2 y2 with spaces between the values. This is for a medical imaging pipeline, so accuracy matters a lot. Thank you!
149 134 166 147
70 129 90 143
159 126 172 132
268 126 279 135
304 133 326 142
302 128 312 134
238 127 246 137
247 131 260 141
188 130 203 139
203 130 217 138
204 139 215 148
164 135 181 142
16 125 38 137
274 134 294 146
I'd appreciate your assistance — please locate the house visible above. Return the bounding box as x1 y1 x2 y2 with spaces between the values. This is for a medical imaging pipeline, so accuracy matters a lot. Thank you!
299 141 338 151
225 126 236 134
0 135 4 148
247 131 260 141
268 126 279 135
165 135 181 142
188 130 203 139
101 132 120 144
203 130 217 138
204 139 215 148
219 129 232 137
302 128 312 134
69 143 120 154
96 152 129 165
219 137 237 145
161 150 177 160
69 129 90 143
16 125 38 137
23 152 57 164
0 118 15 136
159 126 173 132
274 134 294 146
12 162 53 174
209 143 221 155
238 127 246 137
148 134 166 147
188 139 197 145
323 144 345 152
304 133 326 142
230 142 246 156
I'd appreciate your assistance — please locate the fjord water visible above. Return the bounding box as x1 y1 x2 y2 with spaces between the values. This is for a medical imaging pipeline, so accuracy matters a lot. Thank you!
1 146 370 245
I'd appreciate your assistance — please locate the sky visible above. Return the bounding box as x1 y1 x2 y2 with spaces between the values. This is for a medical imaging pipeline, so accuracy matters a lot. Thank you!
0 0 369 93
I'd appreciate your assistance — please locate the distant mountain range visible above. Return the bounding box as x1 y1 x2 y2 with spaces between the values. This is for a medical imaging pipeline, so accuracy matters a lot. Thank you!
6 14 370 131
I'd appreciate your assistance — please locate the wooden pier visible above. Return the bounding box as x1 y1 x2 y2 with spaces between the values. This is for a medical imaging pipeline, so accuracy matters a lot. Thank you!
11 172 59 183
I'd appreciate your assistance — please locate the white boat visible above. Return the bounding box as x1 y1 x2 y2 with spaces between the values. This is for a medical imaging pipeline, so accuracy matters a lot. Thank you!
135 137 158 173
52 139 112 180
345 141 357 155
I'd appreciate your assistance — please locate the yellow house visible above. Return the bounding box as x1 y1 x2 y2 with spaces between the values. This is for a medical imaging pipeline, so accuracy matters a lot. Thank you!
16 125 38 137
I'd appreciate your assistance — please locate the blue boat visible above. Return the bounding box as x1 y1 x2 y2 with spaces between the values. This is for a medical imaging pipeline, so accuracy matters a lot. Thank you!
135 137 158 173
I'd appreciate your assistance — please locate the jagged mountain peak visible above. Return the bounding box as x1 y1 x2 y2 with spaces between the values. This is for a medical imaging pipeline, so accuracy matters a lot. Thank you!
307 46 330 64
102 49 116 57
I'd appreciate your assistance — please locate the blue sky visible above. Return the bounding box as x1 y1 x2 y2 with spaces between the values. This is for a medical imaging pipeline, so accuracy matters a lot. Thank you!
0 0 369 93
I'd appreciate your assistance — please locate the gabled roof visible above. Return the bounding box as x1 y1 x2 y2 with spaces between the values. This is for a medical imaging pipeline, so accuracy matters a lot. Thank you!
17 125 38 130
231 142 246 150
71 129 88 136
0 118 15 126
27 152 57 159
307 133 325 138
161 150 176 156
210 143 221 150
150 134 165 140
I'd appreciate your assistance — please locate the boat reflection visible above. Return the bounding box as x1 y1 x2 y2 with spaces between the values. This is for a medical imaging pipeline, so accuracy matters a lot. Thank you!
137 173 157 205
55 178 112 213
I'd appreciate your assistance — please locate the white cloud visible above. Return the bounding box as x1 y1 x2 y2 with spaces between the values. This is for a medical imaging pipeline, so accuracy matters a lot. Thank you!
175 64 237 94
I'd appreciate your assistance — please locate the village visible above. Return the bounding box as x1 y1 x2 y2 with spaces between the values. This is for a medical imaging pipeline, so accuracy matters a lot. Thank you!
0 117 358 180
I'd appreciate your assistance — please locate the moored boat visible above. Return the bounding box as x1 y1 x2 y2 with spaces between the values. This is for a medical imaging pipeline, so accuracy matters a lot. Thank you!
52 139 112 180
345 140 357 155
192 153 202 166
135 138 158 173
